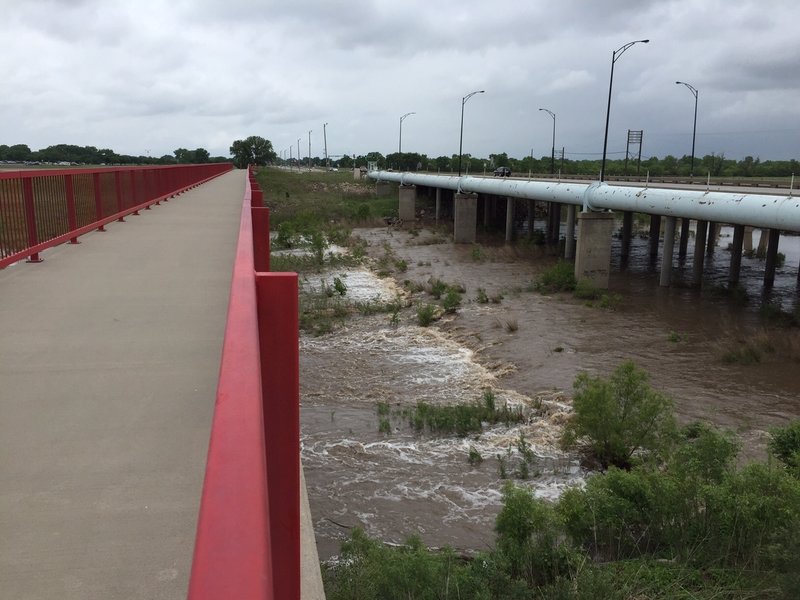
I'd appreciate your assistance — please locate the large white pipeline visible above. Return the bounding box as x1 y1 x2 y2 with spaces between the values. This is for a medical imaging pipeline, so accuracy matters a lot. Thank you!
367 171 800 232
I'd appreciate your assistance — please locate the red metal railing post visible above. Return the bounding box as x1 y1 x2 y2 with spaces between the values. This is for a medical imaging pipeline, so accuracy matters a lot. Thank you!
22 177 43 263
65 174 80 244
93 172 106 231
251 206 270 272
255 272 300 600
114 171 125 222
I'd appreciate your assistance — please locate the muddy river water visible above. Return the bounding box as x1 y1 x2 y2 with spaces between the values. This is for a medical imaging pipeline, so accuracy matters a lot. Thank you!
300 224 800 560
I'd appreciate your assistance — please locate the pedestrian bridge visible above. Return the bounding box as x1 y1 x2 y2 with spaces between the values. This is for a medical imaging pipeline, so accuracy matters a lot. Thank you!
0 165 320 599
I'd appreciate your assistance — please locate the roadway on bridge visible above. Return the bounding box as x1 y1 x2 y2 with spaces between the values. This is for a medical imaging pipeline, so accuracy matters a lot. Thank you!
0 171 244 599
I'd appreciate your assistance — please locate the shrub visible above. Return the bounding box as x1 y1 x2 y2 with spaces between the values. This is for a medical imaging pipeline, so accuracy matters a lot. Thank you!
561 361 676 469
535 261 576 293
496 483 580 587
428 277 447 299
332 276 347 296
416 303 437 327
468 446 483 465
768 419 800 470
442 288 462 313
476 287 489 304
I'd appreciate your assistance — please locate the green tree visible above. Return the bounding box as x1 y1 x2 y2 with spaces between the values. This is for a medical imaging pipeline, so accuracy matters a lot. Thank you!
561 361 676 469
193 147 210 163
229 136 276 168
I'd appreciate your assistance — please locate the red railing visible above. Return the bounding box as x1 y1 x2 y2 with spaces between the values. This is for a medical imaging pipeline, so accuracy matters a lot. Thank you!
0 163 233 268
188 168 300 599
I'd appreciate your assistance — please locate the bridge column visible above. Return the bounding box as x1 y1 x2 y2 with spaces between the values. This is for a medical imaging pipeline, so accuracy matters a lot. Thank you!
483 195 490 230
564 205 576 259
435 188 441 225
398 184 416 221
693 220 708 287
659 217 677 287
678 218 691 259
505 197 515 243
729 224 745 285
548 203 562 243
575 211 615 289
648 215 661 259
764 228 781 288
527 200 535 240
621 211 633 266
707 222 718 254
454 192 478 244
756 228 768 257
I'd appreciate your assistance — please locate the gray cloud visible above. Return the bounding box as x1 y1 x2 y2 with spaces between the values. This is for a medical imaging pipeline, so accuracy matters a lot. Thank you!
1 0 798 160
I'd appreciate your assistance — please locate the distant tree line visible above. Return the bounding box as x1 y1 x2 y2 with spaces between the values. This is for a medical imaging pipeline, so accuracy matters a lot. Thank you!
280 150 800 179
0 143 228 166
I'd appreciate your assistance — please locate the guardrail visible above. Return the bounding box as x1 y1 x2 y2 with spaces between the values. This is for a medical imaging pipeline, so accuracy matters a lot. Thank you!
0 163 232 268
188 168 300 599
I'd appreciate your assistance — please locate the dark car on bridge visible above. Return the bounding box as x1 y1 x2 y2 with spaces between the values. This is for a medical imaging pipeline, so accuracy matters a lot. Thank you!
494 167 512 177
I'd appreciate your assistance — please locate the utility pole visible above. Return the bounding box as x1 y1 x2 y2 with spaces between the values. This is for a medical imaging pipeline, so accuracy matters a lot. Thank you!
297 138 300 171
323 123 329 170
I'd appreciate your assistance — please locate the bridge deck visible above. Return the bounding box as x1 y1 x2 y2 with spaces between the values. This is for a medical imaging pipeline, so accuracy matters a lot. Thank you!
0 170 320 599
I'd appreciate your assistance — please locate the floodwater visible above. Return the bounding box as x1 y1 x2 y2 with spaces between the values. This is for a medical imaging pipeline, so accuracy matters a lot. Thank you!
301 224 800 560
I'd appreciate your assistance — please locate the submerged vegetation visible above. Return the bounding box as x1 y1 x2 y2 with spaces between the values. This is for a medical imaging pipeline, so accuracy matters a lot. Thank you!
328 363 800 600
376 390 525 437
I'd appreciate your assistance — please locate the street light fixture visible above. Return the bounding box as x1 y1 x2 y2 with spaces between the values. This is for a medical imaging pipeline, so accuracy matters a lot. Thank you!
458 90 485 176
600 39 649 182
399 112 415 154
538 108 556 175
675 81 699 177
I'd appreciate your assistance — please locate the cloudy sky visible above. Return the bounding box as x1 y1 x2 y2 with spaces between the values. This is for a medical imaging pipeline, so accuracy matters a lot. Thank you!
2 0 799 162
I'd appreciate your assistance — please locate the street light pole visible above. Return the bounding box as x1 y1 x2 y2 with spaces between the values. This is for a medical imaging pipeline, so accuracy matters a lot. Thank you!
458 90 485 177
399 112 415 154
323 123 329 170
600 39 649 182
307 130 312 170
675 81 698 177
297 139 300 171
538 108 556 175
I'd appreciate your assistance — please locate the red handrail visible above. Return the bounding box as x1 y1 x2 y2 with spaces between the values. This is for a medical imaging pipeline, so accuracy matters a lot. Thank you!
0 163 232 268
188 168 299 600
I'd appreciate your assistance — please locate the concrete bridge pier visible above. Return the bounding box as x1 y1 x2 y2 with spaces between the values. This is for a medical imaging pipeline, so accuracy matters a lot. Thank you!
454 192 478 243
482 195 491 230
678 218 691 260
575 211 615 288
729 224 745 285
648 215 662 259
547 203 562 244
565 205 576 260
505 197 515 243
743 227 754 253
756 228 769 258
399 184 416 221
621 211 633 266
527 200 535 240
659 217 677 287
693 220 709 286
435 188 441 224
764 228 781 287
707 222 718 254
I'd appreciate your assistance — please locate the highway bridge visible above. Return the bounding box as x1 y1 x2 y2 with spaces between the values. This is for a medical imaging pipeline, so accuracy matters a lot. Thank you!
368 169 800 290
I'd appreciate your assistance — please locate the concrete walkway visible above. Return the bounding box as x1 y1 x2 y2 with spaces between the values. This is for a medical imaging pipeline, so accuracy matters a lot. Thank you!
0 170 284 599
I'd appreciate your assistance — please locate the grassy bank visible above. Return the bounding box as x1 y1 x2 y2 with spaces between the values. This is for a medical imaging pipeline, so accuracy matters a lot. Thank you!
255 166 397 226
